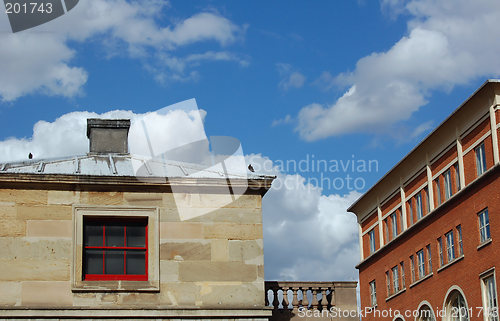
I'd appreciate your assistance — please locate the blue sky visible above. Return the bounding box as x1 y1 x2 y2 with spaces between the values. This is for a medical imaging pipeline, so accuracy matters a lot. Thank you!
0 0 499 281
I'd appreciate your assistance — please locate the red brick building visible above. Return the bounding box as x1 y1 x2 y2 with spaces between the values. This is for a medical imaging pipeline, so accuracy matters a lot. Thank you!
348 80 500 321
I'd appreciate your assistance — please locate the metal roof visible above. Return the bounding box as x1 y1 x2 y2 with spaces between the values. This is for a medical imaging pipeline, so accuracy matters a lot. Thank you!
0 154 271 180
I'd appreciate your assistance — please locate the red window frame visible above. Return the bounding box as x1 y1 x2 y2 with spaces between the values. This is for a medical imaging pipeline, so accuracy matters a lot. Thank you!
83 217 148 281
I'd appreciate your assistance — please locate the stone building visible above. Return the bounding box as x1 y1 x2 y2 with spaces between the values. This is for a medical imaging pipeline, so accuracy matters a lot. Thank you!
0 118 358 320
349 80 500 320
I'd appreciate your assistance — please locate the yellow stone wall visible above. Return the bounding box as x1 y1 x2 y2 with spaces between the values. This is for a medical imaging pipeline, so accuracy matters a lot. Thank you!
0 188 265 308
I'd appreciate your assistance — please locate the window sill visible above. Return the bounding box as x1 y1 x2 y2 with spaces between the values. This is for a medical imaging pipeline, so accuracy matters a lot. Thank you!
437 255 464 273
386 288 406 302
72 280 160 293
477 238 492 250
409 273 433 288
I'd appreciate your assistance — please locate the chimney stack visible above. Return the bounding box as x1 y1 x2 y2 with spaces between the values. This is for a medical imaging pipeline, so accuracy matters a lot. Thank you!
87 119 130 154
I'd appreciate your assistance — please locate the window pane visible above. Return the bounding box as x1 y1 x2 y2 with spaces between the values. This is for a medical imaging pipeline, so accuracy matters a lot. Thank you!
105 250 124 274
126 250 146 275
105 225 124 247
84 223 102 247
84 249 103 275
127 225 146 247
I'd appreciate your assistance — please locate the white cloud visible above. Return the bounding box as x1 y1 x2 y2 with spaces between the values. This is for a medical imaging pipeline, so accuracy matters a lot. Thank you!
0 0 246 101
276 63 306 91
296 0 500 141
247 154 361 281
271 114 293 127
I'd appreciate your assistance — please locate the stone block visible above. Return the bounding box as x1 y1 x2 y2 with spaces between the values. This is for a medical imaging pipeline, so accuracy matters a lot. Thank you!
228 240 263 264
0 281 21 305
176 207 262 224
0 259 70 281
203 223 263 240
79 191 124 205
159 260 179 282
179 262 257 282
47 191 80 205
0 203 16 218
211 239 229 262
0 189 48 205
160 222 203 240
0 219 25 237
21 281 73 306
198 282 263 307
123 192 163 206
26 220 72 238
160 282 200 306
160 241 211 261
17 205 72 220
0 238 71 260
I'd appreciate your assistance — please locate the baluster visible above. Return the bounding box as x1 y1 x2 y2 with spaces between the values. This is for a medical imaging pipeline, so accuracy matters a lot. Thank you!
330 288 335 307
311 288 319 309
291 287 299 310
319 287 328 309
301 287 309 308
282 287 290 310
272 287 280 309
265 288 270 307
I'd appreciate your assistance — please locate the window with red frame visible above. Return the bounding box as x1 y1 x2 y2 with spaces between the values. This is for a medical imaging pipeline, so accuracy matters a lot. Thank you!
83 217 148 281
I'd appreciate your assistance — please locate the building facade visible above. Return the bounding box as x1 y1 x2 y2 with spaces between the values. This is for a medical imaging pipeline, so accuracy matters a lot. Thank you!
349 80 500 321
0 119 275 320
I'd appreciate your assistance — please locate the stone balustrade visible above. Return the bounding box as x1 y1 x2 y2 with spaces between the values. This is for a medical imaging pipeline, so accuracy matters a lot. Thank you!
265 281 358 321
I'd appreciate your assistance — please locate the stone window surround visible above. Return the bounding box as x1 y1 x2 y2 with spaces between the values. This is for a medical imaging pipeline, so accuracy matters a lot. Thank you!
72 205 160 292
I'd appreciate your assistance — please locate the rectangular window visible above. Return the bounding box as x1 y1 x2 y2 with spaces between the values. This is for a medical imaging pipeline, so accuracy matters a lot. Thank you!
446 230 455 262
476 142 487 176
482 274 498 321
369 229 376 254
426 244 432 272
457 225 463 256
400 262 405 288
454 163 461 192
438 237 444 266
479 209 491 243
435 177 442 206
386 271 391 296
369 281 377 307
83 217 148 281
410 255 415 283
416 192 423 220
417 249 425 279
392 266 399 293
391 212 398 239
444 169 452 200
424 187 430 213
408 199 414 225
384 218 390 242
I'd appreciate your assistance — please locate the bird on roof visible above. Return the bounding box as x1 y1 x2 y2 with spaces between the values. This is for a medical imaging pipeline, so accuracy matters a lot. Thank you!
248 164 255 172
28 153 33 159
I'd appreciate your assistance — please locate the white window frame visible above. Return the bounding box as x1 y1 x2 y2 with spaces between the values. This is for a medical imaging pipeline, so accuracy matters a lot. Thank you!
481 270 499 321
444 169 452 200
410 255 416 283
479 209 491 243
426 244 432 272
392 266 400 292
476 142 487 176
435 177 442 206
369 280 377 307
391 212 398 239
386 271 391 296
438 237 444 266
417 249 425 279
457 225 463 256
369 229 376 253
446 230 456 263
416 192 423 220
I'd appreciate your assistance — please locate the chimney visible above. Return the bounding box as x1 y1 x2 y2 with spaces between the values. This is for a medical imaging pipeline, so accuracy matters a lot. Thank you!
87 119 130 154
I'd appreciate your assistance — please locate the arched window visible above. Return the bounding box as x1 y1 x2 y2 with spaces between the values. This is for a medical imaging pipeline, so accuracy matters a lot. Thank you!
416 304 435 321
444 289 469 321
